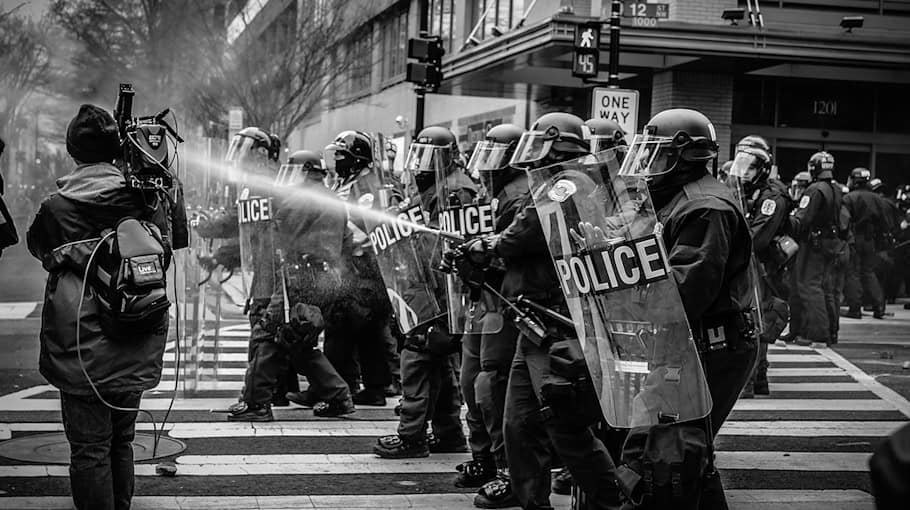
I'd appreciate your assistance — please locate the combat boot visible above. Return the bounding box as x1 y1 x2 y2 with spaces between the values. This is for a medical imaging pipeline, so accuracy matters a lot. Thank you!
227 402 273 422
454 457 497 488
840 309 862 319
373 434 430 459
474 469 519 509
352 388 387 406
428 431 469 453
286 390 318 408
313 398 355 417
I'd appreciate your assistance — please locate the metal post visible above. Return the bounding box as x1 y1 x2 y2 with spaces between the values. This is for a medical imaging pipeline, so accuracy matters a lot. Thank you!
608 0 621 88
415 0 430 134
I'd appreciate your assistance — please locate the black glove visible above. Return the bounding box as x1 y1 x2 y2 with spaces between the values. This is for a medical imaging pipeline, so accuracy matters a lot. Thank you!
278 303 324 349
461 237 494 269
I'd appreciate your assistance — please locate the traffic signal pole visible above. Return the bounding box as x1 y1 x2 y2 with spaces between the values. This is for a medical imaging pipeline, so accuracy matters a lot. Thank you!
608 0 621 87
415 0 429 133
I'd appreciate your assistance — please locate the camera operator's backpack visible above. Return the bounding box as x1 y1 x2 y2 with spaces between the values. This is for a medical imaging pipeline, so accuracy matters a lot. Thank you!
92 218 170 339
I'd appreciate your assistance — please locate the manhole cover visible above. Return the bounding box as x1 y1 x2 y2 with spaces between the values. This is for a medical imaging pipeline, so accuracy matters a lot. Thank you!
0 433 185 464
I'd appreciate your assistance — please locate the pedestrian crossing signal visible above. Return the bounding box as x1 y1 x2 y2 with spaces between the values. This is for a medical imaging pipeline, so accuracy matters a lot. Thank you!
406 37 445 90
572 22 600 79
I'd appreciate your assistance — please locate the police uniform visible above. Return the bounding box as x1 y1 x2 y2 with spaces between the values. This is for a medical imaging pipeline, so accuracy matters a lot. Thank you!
843 187 893 316
744 178 793 392
789 178 844 344
653 172 757 509
242 184 352 410
495 193 618 510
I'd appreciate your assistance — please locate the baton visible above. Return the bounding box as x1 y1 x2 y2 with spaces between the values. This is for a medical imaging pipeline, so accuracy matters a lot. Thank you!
277 250 290 323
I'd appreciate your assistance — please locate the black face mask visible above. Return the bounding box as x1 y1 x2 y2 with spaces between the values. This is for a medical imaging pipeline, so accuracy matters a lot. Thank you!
415 171 436 192
335 156 359 180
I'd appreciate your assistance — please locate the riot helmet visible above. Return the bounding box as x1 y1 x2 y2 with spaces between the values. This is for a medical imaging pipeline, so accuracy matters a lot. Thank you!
509 112 590 168
807 151 835 180
870 177 884 193
897 185 910 208
275 150 326 188
790 171 811 201
728 135 773 194
324 130 374 180
405 126 461 192
848 167 871 190
467 123 524 196
584 118 626 154
226 127 279 165
618 108 718 179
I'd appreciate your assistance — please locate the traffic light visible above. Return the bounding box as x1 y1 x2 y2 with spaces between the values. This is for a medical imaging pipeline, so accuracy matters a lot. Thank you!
572 22 600 79
406 36 445 90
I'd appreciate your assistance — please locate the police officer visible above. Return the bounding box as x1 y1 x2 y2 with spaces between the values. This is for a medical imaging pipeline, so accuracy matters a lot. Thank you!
374 126 470 459
623 108 757 508
229 150 355 420
842 168 893 319
462 113 619 510
788 151 844 346
727 135 792 397
322 130 399 405
584 118 627 154
455 124 526 506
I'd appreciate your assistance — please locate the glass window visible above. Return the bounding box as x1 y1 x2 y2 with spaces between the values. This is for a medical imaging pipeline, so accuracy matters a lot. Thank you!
732 77 775 126
774 145 871 184
381 7 409 82
430 0 455 52
348 28 372 96
471 0 525 41
876 153 910 191
777 79 873 131
877 84 910 133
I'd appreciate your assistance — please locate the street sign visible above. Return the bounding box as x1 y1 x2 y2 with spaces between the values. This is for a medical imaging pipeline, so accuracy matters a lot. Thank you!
572 22 601 79
621 2 669 19
228 107 243 133
591 88 639 144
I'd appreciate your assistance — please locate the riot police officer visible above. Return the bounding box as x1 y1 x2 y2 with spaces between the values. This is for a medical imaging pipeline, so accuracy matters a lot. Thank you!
621 108 757 508
455 123 527 506
229 150 354 421
462 113 619 510
323 130 399 405
727 135 793 397
584 118 627 154
842 168 893 319
374 126 470 459
788 151 845 346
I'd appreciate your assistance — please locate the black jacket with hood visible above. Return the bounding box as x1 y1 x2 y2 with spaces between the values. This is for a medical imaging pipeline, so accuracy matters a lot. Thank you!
27 162 187 395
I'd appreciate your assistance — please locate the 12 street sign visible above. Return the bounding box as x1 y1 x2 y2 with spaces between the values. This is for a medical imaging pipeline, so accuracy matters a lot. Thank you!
591 88 639 144
621 2 669 19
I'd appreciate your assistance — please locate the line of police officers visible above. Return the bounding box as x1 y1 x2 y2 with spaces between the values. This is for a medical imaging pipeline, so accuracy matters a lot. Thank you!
192 105 897 510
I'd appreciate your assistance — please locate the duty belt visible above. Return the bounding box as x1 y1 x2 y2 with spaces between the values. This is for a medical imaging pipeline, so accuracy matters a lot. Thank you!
693 310 755 354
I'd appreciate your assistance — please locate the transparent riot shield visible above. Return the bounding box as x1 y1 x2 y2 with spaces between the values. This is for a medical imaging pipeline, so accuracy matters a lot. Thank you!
435 157 501 334
726 153 766 335
527 149 713 428
238 193 277 307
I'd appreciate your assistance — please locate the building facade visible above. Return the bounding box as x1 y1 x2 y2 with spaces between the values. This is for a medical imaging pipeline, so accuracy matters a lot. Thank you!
232 0 910 186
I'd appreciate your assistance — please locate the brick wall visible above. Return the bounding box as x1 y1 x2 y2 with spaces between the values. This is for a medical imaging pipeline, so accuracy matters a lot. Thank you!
664 0 737 26
650 70 734 158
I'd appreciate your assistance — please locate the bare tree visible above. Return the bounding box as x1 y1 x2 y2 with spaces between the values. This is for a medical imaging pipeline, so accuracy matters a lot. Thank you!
188 0 365 141
0 9 50 137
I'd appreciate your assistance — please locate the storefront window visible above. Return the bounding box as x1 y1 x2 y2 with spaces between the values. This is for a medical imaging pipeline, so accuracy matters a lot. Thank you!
876 153 910 189
877 84 910 134
732 77 775 126
429 0 455 52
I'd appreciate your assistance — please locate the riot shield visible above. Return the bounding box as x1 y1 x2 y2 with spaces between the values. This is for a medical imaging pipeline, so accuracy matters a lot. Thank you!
436 155 501 334
237 191 277 306
726 153 766 335
527 149 713 429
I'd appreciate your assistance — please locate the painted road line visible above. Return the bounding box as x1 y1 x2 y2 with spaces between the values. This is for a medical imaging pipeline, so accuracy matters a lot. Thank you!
816 346 910 418
718 420 907 437
0 396 410 412
0 301 39 319
0 453 474 477
0 451 870 477
732 399 896 411
767 368 846 376
768 383 865 392
766 354 830 363
716 451 871 472
163 352 248 362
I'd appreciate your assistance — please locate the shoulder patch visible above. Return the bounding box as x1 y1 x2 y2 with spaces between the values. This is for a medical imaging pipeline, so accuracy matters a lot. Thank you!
760 199 777 216
799 195 810 209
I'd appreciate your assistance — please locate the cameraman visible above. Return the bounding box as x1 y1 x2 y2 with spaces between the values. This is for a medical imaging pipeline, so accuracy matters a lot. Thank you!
26 104 186 510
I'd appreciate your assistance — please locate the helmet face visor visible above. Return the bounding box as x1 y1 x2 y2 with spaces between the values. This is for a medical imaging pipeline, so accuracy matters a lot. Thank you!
226 135 255 165
508 131 554 167
467 141 511 174
590 135 620 155
617 134 677 177
405 142 451 174
275 163 323 187
728 151 763 183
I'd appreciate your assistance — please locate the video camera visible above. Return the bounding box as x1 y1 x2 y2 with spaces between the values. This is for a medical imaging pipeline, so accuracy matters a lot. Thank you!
114 83 184 192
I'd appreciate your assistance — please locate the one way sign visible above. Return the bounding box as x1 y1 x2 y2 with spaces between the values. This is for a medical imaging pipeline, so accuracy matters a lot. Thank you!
591 88 639 144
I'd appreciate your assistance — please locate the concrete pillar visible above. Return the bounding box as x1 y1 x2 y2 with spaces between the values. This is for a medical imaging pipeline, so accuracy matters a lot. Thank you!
650 70 734 159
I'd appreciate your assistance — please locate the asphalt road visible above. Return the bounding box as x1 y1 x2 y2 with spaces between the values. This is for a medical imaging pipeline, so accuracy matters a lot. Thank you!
0 238 908 509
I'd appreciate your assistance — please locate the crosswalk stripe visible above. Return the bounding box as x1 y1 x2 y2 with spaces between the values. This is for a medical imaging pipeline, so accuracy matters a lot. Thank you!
767 383 864 392
0 301 39 319
766 368 846 376
815 346 910 418
716 451 871 472
766 354 829 363
732 399 895 411
718 420 906 437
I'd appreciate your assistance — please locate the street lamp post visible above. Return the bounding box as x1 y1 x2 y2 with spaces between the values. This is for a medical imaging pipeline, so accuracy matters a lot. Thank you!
608 0 621 88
